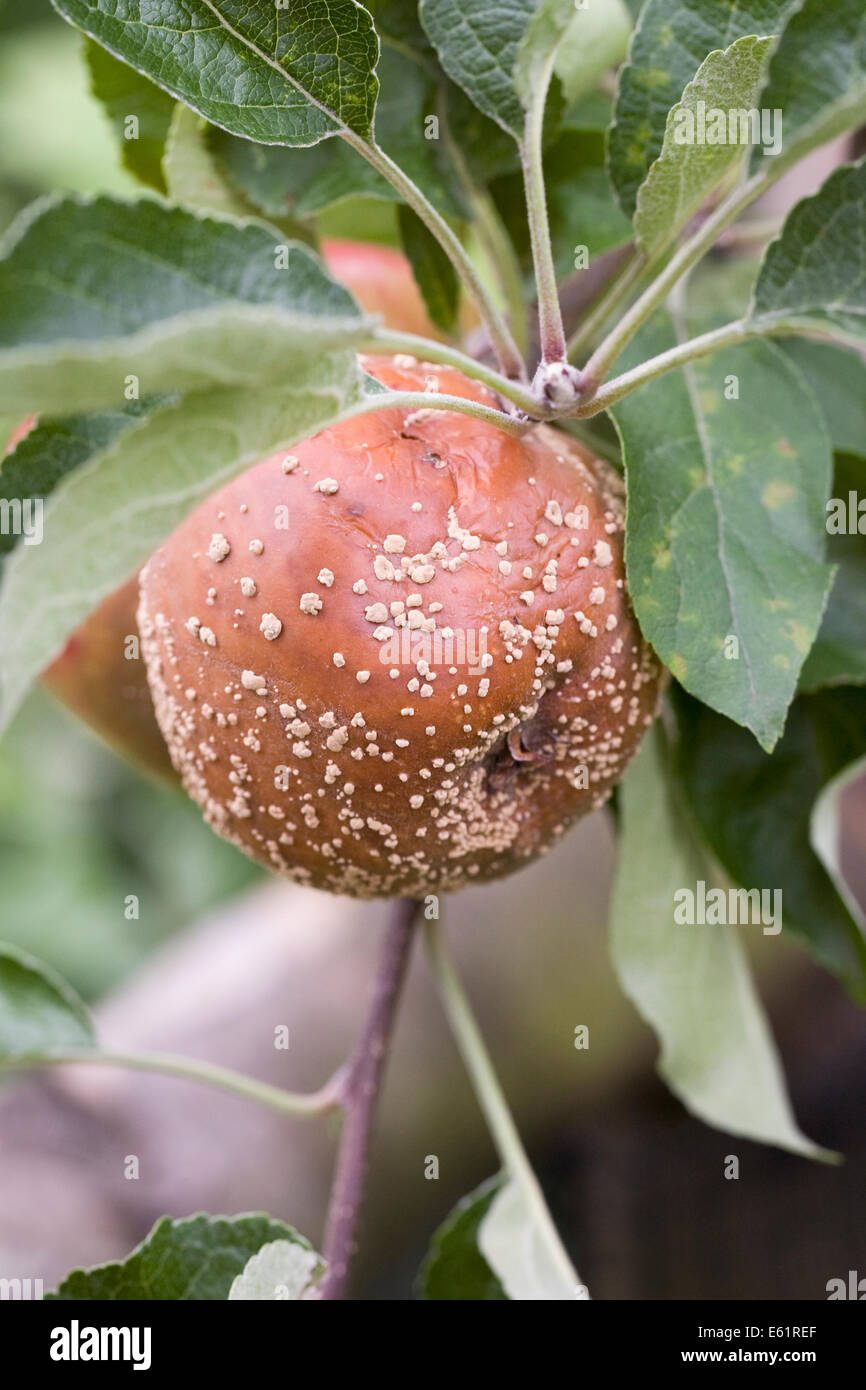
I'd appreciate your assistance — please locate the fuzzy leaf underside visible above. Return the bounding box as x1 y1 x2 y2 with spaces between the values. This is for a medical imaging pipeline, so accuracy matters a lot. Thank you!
611 725 827 1157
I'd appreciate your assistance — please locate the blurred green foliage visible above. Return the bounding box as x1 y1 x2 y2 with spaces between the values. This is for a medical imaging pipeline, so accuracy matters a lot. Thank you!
0 695 262 1002
0 2 262 998
0 2 136 232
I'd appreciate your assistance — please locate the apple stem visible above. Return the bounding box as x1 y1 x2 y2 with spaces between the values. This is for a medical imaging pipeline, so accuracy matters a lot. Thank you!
317 897 421 1300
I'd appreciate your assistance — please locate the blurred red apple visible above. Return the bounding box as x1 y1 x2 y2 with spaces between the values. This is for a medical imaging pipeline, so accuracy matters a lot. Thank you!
322 238 443 339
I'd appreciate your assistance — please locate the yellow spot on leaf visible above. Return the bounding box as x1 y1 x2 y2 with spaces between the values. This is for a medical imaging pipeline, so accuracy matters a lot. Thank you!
776 438 797 458
762 480 794 510
669 653 687 680
785 619 813 656
653 542 672 569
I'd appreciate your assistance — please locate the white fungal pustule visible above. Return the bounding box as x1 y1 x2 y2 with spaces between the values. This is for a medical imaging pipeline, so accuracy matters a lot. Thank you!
260 612 283 640
207 533 231 562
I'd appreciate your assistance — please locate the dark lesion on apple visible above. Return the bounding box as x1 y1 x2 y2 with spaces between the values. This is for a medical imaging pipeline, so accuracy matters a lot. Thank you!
485 718 557 791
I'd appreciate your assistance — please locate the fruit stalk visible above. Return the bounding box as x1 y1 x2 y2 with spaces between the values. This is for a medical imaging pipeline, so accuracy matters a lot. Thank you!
318 897 421 1300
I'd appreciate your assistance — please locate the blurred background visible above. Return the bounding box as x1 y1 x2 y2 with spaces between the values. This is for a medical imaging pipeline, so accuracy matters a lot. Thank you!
0 0 864 1301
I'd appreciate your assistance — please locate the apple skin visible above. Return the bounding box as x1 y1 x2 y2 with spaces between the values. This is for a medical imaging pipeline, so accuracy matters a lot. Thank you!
139 355 661 899
322 239 442 339
41 577 179 780
26 241 438 780
5 416 37 451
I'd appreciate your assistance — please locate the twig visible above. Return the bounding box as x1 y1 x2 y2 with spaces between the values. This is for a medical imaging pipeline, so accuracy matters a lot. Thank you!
318 897 421 1300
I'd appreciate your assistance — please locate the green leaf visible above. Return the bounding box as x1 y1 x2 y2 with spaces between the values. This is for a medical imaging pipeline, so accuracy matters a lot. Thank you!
50 1213 306 1299
810 754 866 936
397 205 459 334
634 36 774 255
687 250 764 325
611 312 833 750
611 722 826 1156
478 1178 586 1300
83 38 176 192
513 0 582 104
419 0 536 138
550 0 632 105
209 126 386 219
53 0 380 144
749 159 866 348
608 0 798 218
228 1239 324 1300
366 0 433 56
516 0 632 107
0 362 368 732
750 0 866 174
0 195 368 415
441 80 531 185
800 547 866 692
420 1175 508 1300
779 341 866 461
799 453 866 693
0 402 162 572
163 104 255 217
0 941 95 1060
674 685 866 1001
208 44 464 220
